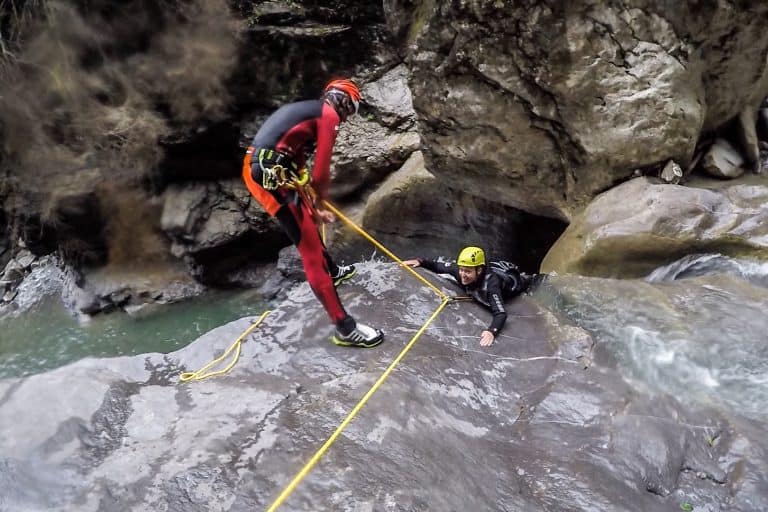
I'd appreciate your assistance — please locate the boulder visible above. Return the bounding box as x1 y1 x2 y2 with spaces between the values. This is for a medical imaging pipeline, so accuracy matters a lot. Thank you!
241 245 307 302
330 120 420 199
737 107 760 172
160 178 288 283
330 66 421 199
15 250 36 269
71 261 205 315
275 245 304 282
1 258 25 284
541 177 768 277
360 64 417 130
388 1 768 218
0 256 66 314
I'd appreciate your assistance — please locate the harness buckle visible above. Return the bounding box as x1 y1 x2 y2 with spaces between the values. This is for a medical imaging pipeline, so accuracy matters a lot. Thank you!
258 148 308 190
261 164 282 190
284 167 310 188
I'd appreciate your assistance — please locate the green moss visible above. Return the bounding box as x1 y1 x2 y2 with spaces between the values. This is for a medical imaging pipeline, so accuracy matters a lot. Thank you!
407 0 436 47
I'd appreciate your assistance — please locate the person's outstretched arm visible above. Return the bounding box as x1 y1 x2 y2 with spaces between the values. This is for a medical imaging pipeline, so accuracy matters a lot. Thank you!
403 258 461 282
481 273 507 346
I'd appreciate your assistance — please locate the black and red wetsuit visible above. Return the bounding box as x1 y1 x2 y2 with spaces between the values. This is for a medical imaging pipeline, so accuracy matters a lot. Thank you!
242 99 348 324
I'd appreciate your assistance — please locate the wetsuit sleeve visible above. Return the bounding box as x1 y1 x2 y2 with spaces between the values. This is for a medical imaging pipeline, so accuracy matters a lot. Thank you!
486 273 507 336
418 258 461 282
312 102 341 200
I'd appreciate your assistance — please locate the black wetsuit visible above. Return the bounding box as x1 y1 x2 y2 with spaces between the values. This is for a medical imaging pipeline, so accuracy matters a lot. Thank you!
417 259 531 336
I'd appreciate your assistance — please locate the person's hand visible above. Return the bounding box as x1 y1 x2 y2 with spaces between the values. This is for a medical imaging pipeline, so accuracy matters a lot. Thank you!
316 208 336 224
402 259 421 267
480 330 495 347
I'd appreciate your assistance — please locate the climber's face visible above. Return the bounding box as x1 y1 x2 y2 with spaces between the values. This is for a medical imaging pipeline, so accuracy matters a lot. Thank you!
459 266 482 286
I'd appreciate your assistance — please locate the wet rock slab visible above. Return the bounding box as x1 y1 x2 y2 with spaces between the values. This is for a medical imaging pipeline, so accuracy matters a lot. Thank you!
0 262 766 511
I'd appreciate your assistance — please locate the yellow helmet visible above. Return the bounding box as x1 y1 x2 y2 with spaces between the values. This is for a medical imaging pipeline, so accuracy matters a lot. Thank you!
457 246 485 267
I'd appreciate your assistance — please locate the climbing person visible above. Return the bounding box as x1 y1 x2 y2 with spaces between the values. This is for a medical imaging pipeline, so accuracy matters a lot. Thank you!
241 78 383 348
403 247 537 347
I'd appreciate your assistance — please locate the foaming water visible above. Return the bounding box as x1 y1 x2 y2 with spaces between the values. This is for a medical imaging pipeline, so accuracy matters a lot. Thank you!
647 253 768 288
538 255 768 421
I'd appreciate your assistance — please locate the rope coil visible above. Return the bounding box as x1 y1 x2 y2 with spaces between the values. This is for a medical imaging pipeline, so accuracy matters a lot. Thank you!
179 311 271 383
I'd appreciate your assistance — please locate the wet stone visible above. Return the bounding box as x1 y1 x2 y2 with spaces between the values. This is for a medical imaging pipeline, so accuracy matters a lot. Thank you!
0 262 766 511
16 251 36 269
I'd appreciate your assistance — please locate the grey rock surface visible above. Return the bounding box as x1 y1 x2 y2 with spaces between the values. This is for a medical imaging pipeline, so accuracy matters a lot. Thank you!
542 177 768 277
1 262 765 511
360 64 416 131
394 1 768 219
160 178 289 283
358 151 564 271
330 66 421 200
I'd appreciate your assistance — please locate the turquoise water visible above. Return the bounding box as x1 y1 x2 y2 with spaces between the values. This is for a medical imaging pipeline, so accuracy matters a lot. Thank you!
0 289 268 379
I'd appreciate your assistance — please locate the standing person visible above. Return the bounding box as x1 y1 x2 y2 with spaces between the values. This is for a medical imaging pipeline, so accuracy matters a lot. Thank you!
242 78 383 348
403 247 536 347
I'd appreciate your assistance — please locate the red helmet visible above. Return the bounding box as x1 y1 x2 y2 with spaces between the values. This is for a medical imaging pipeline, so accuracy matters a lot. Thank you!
324 78 361 116
324 78 361 102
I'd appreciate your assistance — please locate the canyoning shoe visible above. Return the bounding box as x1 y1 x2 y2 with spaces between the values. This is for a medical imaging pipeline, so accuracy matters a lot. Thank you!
332 321 384 348
331 264 356 286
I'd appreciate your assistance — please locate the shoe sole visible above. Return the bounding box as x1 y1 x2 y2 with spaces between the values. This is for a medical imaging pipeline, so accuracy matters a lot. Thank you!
331 335 383 348
333 268 356 286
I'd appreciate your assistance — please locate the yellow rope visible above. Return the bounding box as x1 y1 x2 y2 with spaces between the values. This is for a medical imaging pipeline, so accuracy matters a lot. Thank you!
322 200 449 301
266 297 452 512
179 311 271 382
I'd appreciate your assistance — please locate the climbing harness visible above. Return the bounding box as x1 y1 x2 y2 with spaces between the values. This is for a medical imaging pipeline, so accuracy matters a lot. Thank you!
261 164 310 190
179 311 271 383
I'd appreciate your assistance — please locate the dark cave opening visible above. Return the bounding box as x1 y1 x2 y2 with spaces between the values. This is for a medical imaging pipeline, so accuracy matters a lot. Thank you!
512 211 568 274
